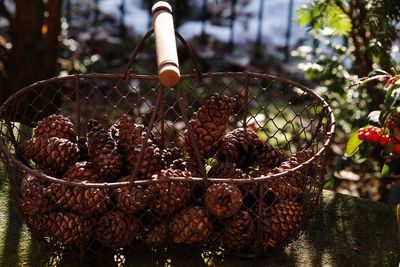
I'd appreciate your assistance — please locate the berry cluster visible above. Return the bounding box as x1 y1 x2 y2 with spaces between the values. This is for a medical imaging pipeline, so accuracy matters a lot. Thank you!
357 125 400 154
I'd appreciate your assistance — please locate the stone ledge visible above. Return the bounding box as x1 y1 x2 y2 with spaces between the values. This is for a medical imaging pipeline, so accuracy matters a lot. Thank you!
0 188 398 266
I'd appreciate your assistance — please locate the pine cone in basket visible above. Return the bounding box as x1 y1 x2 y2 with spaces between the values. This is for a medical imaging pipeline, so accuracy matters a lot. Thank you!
144 221 168 248
114 175 149 214
49 161 111 214
86 120 122 181
22 137 80 174
169 206 211 244
117 115 148 150
216 128 262 171
271 148 313 189
20 172 53 216
34 114 77 142
254 142 286 173
162 147 183 169
117 115 162 178
95 210 140 249
208 162 244 179
148 168 192 216
222 211 255 252
262 177 302 202
262 201 305 249
204 183 243 219
31 212 92 246
183 93 237 160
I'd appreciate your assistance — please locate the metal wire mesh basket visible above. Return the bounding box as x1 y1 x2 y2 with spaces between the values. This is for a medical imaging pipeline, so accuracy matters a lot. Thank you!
0 4 334 260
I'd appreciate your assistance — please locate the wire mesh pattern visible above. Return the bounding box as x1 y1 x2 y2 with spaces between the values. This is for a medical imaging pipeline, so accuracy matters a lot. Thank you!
0 38 334 259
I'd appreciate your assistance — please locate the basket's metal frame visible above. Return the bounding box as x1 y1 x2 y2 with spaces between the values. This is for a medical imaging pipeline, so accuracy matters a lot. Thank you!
0 28 335 258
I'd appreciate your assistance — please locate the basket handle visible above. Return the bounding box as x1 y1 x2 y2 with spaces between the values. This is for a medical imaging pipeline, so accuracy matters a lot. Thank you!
124 4 201 84
152 1 180 87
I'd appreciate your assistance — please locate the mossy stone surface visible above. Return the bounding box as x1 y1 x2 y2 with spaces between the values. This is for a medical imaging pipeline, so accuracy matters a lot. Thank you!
0 185 399 267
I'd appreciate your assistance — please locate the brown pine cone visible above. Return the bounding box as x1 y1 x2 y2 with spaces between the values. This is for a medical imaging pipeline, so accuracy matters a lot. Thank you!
254 142 285 172
262 201 305 249
34 114 76 142
117 115 162 178
86 120 122 181
114 175 149 214
20 172 53 216
216 128 262 171
183 93 237 160
223 211 255 252
126 143 163 179
22 137 80 174
148 168 192 216
169 206 211 244
31 212 92 246
144 221 168 248
162 147 183 168
49 161 111 214
208 162 244 179
117 115 148 154
95 210 140 248
204 183 243 219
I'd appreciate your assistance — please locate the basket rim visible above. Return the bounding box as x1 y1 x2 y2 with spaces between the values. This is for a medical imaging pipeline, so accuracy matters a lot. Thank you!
0 71 335 188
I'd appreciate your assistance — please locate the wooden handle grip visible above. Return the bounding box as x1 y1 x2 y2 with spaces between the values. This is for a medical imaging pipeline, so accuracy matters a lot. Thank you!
152 1 180 87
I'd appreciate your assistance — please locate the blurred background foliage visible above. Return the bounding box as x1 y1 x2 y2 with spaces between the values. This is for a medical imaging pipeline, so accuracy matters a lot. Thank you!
0 0 399 202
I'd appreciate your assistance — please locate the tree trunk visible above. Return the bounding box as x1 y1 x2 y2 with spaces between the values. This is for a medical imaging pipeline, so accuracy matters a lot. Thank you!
1 0 62 124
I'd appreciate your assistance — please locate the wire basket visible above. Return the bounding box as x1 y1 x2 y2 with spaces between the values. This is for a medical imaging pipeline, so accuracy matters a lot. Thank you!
0 4 334 260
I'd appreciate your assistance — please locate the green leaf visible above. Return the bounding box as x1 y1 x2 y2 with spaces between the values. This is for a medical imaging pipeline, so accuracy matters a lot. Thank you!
296 6 312 26
345 131 363 157
367 110 381 126
382 163 390 177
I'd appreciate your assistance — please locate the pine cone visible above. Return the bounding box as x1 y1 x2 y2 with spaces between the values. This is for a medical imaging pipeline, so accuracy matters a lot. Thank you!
20 172 53 216
285 148 313 188
262 201 305 249
262 177 301 202
32 212 92 246
216 128 262 171
272 148 313 189
254 142 285 172
117 115 148 154
222 211 255 252
86 120 122 181
183 93 237 160
169 206 211 244
204 183 242 219
144 221 167 248
126 143 163 179
117 115 162 178
208 162 244 179
114 175 149 214
162 147 183 168
34 114 76 142
22 137 80 174
95 210 140 248
148 168 192 216
49 161 111 214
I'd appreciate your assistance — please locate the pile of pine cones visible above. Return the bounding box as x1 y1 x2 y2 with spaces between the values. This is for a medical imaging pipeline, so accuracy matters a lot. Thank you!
19 93 316 254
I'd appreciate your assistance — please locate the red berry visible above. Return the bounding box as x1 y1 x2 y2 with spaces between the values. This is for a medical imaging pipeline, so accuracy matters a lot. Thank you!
394 144 400 154
386 121 396 129
357 129 366 140
379 135 390 146
369 131 380 143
